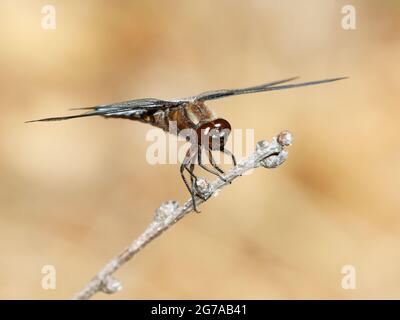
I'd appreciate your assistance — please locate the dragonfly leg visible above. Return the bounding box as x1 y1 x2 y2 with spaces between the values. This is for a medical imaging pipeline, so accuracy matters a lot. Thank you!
180 153 198 213
207 150 225 175
188 163 208 202
221 147 237 166
197 149 227 182
184 161 207 201
180 149 201 213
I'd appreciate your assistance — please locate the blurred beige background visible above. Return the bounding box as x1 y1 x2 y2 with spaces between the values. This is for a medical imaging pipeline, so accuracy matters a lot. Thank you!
0 0 399 299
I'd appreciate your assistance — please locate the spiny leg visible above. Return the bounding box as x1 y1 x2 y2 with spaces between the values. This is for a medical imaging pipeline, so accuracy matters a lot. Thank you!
222 147 237 166
180 150 200 213
182 151 201 187
185 162 207 202
180 163 194 204
208 149 234 184
189 164 200 212
184 161 197 181
189 163 195 189
197 148 227 181
208 149 225 174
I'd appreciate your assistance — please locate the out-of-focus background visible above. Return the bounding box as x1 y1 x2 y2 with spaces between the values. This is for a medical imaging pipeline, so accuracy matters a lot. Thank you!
0 0 399 299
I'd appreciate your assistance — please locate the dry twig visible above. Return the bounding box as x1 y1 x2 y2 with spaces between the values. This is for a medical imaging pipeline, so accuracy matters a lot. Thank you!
73 130 293 300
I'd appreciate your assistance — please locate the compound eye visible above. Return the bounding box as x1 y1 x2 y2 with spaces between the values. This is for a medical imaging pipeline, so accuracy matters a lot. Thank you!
211 118 231 139
213 118 231 132
196 119 232 150
209 118 231 150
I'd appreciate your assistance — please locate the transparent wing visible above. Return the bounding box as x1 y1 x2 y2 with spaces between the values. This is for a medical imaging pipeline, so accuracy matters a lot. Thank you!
194 77 347 102
26 98 179 123
27 76 347 122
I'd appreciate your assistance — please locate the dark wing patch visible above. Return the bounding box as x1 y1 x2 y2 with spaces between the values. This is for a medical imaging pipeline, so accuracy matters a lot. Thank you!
194 77 347 102
26 98 179 123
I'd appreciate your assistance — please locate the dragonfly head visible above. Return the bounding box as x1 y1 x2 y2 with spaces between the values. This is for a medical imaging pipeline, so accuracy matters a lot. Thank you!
196 118 231 151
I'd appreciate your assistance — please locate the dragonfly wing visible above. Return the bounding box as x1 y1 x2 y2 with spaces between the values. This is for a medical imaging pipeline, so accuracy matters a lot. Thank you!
194 77 347 102
26 98 179 123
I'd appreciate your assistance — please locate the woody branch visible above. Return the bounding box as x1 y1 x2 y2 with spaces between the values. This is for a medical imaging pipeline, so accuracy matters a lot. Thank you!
73 130 293 300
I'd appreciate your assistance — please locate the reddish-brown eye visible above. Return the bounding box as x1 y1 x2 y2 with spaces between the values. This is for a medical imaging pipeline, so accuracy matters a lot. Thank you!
196 118 231 150
212 118 231 132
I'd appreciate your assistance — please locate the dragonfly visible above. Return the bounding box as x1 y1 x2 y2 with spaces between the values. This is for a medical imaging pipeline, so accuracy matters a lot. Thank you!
28 76 346 212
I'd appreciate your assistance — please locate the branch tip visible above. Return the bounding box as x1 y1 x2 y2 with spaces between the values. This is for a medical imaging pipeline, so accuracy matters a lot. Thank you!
73 130 294 300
